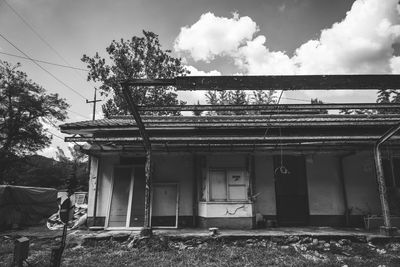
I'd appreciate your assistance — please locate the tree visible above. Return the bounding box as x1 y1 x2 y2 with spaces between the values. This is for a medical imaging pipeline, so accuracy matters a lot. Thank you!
56 146 88 192
0 61 69 184
376 89 400 114
310 98 328 114
205 89 277 115
81 31 188 117
192 100 203 116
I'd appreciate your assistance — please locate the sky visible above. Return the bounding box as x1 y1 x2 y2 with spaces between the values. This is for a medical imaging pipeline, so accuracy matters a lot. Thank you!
1 0 400 158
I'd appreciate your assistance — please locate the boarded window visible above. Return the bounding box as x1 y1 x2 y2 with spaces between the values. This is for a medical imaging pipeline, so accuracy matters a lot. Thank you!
209 169 248 201
210 170 227 201
227 170 247 200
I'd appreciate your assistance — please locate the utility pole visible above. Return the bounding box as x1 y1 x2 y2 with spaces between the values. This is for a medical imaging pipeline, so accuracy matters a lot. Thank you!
85 88 101 228
86 88 101 120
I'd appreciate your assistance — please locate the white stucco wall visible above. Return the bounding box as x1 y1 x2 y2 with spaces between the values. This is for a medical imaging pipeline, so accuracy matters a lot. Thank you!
306 154 345 215
198 202 253 217
254 154 276 215
87 156 98 217
342 151 381 215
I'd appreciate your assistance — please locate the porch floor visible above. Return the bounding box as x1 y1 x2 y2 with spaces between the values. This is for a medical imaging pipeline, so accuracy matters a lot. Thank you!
153 227 397 240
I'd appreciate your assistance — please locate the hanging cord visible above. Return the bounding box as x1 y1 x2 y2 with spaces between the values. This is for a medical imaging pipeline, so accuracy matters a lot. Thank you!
261 89 290 175
274 127 290 175
263 89 284 138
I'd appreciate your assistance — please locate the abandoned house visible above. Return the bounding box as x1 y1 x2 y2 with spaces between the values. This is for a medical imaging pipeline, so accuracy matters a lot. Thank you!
59 75 400 233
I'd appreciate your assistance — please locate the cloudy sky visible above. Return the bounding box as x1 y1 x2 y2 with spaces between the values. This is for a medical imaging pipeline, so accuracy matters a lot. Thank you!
1 0 399 157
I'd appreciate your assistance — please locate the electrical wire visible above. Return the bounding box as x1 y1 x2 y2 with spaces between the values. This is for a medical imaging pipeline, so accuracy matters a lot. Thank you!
0 31 89 100
2 0 88 81
0 51 88 71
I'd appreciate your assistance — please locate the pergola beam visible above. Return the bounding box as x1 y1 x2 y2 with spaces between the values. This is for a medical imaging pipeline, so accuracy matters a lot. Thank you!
66 135 400 143
123 75 400 91
137 103 400 112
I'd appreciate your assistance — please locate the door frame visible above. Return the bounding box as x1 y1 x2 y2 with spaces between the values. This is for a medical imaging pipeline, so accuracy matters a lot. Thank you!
273 155 310 226
105 164 143 230
150 182 180 229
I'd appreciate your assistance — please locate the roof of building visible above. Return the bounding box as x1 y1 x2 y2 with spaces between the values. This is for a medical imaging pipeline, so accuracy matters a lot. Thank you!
59 114 400 153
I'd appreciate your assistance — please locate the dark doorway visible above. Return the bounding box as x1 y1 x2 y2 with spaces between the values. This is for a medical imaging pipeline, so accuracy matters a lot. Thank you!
274 155 309 226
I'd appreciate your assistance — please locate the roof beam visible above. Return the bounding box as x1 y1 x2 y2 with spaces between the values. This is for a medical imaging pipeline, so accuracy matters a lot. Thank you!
123 75 400 91
65 135 400 143
137 103 400 112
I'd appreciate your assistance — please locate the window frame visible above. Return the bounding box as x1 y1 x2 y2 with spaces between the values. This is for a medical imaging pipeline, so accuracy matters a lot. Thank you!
208 168 249 202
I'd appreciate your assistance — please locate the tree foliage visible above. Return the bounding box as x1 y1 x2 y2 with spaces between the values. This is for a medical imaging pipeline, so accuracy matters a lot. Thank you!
205 90 276 115
81 31 188 117
376 89 400 114
0 61 69 184
310 98 328 114
56 146 88 192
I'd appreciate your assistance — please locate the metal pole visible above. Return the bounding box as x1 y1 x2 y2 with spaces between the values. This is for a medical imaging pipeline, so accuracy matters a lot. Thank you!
373 122 400 235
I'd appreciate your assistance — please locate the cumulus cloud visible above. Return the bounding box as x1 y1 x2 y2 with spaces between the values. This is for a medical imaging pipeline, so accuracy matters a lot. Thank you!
235 36 296 75
293 0 400 74
390 56 400 73
177 65 222 104
174 12 258 62
175 0 400 76
185 65 221 76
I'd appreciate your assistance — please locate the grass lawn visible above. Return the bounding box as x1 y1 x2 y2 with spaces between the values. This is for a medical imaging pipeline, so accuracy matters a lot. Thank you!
1 234 400 266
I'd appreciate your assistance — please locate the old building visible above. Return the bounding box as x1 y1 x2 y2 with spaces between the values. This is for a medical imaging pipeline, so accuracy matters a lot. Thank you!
60 75 400 233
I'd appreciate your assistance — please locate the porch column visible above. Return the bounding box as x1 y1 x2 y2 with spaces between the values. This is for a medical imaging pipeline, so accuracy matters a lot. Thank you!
143 150 152 230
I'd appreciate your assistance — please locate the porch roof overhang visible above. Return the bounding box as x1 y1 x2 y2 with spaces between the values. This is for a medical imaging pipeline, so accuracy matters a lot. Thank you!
60 75 400 153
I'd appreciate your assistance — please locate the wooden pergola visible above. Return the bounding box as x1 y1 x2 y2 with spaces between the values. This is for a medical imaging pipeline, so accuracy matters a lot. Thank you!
64 75 400 235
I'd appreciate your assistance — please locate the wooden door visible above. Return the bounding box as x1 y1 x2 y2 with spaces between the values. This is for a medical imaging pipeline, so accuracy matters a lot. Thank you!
274 156 309 226
108 167 132 227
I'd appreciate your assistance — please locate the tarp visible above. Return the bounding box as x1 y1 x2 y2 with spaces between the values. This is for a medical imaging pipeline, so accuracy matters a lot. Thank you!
0 185 58 229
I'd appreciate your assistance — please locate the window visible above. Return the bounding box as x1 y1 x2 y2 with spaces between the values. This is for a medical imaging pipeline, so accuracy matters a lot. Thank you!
209 169 248 201
383 156 400 188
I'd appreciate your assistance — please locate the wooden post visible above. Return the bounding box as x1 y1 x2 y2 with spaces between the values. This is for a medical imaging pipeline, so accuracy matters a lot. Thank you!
143 150 152 230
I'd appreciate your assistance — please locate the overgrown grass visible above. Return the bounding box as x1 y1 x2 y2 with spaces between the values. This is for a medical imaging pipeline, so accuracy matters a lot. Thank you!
1 235 399 266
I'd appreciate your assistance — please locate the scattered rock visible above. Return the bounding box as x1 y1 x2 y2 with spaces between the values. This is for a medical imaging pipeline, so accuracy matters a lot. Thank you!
376 248 386 254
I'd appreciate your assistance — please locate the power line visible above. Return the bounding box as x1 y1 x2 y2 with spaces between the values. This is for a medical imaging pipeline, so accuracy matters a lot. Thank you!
50 131 64 140
0 31 89 100
2 0 87 80
67 109 92 120
0 51 88 71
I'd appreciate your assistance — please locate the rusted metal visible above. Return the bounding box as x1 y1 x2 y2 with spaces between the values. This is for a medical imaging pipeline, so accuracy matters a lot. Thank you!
123 75 400 91
122 78 175 87
373 122 400 232
137 103 400 112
